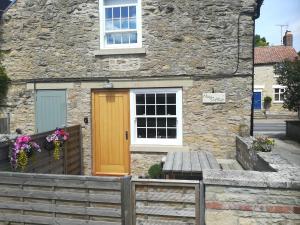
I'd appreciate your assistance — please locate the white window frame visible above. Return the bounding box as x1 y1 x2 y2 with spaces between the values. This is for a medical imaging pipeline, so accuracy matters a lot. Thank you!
273 85 286 103
130 88 183 146
99 0 142 49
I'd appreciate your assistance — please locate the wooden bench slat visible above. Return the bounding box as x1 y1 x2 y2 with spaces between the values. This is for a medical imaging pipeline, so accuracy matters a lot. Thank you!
172 152 183 172
205 151 220 169
181 151 191 172
191 151 202 172
197 151 210 170
163 152 175 172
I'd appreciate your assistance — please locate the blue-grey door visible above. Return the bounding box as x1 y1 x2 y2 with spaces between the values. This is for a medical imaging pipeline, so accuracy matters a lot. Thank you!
35 90 67 133
253 91 262 110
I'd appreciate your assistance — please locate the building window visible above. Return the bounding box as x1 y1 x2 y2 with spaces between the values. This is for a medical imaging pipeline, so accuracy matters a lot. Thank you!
274 87 285 102
130 89 182 145
100 0 142 49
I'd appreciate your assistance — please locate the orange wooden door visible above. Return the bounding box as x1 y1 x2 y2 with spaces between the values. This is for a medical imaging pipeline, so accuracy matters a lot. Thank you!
92 90 130 176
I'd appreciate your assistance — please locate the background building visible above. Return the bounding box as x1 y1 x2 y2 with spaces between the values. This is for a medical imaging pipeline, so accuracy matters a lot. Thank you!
254 31 298 115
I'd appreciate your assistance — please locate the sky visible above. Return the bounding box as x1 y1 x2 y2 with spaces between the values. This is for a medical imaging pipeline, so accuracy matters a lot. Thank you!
256 0 300 52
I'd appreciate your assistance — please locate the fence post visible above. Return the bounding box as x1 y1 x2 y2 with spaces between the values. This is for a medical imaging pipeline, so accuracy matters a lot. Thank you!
199 180 205 225
121 176 132 225
79 125 83 175
63 138 68 174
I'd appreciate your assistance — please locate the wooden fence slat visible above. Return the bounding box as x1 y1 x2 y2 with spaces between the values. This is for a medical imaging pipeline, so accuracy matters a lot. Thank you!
0 189 121 204
0 214 121 225
135 192 195 203
136 206 195 217
136 219 193 225
0 202 121 218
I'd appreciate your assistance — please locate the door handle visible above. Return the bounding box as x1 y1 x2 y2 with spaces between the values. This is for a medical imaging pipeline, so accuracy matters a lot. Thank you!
125 131 128 140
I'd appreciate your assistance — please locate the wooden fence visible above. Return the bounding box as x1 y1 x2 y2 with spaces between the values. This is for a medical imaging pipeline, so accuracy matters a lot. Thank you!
0 172 129 225
0 172 205 225
0 125 82 175
132 179 205 225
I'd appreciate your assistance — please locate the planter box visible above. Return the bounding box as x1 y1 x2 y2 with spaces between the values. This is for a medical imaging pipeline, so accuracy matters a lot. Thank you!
236 136 276 172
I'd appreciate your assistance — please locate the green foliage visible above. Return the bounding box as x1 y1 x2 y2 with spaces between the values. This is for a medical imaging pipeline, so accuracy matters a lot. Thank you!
274 60 300 112
148 163 162 179
253 136 275 152
255 34 269 47
0 52 10 104
263 96 272 109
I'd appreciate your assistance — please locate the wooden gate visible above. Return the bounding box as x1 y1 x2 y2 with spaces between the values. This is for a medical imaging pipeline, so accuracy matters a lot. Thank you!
131 179 205 225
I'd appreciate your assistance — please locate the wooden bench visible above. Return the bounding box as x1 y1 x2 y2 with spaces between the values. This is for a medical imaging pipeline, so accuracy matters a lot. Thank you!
162 151 221 179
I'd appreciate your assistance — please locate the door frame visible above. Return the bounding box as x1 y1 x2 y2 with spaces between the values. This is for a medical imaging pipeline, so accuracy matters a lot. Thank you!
91 89 131 176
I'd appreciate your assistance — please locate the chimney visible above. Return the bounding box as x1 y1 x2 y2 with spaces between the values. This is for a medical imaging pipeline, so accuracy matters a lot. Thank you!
283 30 293 47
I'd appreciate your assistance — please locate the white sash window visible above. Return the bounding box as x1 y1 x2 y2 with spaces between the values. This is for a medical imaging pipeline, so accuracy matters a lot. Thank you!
130 89 182 145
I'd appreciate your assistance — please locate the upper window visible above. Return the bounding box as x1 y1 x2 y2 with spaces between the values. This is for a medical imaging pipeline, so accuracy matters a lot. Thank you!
274 87 285 103
100 0 142 49
130 89 182 145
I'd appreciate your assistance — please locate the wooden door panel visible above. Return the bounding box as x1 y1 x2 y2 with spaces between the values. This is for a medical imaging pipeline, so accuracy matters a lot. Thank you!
92 90 130 175
36 90 67 133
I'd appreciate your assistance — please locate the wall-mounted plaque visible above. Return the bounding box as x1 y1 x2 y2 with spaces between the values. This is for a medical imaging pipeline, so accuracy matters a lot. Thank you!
203 93 226 103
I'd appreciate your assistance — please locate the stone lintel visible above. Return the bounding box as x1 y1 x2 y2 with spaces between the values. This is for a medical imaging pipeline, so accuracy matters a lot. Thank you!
26 83 74 90
26 79 193 90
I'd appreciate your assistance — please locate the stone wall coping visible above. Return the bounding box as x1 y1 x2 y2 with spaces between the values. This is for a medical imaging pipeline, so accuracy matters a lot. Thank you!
203 169 300 190
95 47 146 56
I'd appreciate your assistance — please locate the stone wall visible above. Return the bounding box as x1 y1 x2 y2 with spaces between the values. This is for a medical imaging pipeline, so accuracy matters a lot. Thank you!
0 0 258 174
206 185 300 225
183 77 252 159
0 0 256 80
203 169 300 225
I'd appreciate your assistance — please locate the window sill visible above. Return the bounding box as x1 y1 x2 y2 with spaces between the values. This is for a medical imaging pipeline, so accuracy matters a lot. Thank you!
95 47 146 56
130 145 189 153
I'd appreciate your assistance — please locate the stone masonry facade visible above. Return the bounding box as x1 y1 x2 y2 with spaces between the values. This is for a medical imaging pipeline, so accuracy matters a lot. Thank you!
0 0 258 175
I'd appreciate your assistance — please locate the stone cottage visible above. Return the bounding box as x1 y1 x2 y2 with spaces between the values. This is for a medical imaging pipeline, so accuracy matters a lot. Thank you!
0 0 262 175
254 31 298 114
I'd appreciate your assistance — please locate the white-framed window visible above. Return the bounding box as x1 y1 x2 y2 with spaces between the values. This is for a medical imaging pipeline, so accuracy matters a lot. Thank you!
130 88 182 145
99 0 142 49
273 85 286 103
